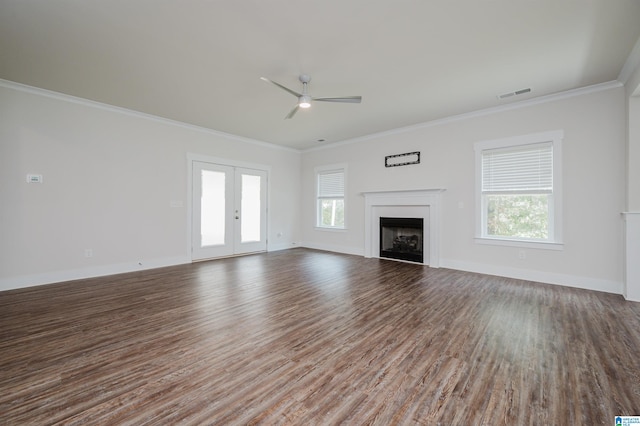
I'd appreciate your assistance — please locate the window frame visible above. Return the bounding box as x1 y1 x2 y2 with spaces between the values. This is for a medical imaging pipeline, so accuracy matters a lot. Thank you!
315 163 348 231
474 130 564 250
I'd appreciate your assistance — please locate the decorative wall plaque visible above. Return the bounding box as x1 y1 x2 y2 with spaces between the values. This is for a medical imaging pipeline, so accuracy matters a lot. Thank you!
385 151 420 167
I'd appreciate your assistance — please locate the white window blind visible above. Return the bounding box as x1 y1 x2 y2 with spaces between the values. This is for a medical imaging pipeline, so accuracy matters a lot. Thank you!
482 142 553 193
318 170 344 198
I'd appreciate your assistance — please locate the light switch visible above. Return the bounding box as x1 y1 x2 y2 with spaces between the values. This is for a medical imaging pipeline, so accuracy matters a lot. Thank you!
26 174 43 183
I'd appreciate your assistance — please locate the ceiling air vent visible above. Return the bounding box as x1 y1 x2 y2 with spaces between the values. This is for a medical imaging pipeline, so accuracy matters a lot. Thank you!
497 87 531 100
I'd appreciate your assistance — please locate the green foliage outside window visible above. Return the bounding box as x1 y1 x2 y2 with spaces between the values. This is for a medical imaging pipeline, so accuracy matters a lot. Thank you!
320 199 344 228
486 194 549 239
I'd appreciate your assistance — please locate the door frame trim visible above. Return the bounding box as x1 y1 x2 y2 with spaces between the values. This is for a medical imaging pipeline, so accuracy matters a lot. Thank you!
187 153 271 262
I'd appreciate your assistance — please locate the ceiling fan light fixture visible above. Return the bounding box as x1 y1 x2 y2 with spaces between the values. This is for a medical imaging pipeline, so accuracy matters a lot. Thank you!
299 95 312 108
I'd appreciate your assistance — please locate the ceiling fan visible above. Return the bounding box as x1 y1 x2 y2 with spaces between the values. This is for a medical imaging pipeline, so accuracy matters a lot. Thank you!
260 74 362 119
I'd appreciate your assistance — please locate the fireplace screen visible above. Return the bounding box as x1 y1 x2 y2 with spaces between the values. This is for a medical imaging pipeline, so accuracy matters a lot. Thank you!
379 217 424 263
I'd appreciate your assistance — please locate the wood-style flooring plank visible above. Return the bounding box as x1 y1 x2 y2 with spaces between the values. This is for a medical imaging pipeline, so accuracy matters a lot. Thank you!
1 248 639 425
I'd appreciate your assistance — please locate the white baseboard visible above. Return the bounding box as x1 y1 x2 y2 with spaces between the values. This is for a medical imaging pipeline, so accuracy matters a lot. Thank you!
267 242 298 252
300 242 364 257
0 250 624 298
296 245 623 295
440 258 623 295
0 256 191 292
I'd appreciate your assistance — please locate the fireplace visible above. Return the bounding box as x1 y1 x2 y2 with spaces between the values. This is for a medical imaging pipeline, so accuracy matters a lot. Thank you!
363 189 444 267
380 217 424 263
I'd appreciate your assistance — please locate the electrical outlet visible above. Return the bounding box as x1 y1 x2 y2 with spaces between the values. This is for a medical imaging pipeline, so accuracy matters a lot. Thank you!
518 250 526 260
84 249 93 258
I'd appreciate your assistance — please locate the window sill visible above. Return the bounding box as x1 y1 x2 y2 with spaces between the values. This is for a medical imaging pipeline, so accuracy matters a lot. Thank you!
475 237 564 251
315 226 347 233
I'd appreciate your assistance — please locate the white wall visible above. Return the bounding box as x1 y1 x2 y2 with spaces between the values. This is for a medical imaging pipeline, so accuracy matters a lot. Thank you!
301 84 627 294
0 82 301 290
0 80 629 296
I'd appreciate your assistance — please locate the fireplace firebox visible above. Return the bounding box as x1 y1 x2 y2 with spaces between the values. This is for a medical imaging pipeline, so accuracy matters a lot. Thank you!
379 217 424 263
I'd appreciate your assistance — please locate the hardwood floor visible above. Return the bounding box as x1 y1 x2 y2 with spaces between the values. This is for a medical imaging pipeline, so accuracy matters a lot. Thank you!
1 248 639 425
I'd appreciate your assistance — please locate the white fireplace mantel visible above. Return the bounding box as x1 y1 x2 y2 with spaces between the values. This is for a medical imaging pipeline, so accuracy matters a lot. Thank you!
362 189 445 267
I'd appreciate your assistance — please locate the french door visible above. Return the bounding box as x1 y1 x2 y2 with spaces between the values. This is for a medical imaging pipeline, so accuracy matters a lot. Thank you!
192 161 267 260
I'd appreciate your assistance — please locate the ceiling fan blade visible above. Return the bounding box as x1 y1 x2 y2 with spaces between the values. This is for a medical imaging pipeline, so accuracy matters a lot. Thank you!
285 105 300 119
313 96 362 103
260 77 301 97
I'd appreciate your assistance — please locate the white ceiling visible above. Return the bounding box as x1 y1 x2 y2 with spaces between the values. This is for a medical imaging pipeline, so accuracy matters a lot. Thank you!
1 1 640 150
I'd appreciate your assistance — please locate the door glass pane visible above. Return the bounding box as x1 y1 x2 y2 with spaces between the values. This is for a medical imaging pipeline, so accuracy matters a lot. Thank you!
241 174 261 243
201 170 225 246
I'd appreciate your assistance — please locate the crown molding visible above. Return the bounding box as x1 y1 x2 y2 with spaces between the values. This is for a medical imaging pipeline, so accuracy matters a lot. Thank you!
0 78 300 154
304 80 623 153
1 77 624 155
618 35 640 86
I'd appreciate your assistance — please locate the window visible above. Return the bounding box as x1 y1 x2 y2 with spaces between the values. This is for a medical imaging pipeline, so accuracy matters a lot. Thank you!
475 130 563 248
316 164 346 229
